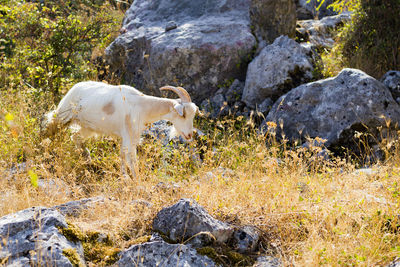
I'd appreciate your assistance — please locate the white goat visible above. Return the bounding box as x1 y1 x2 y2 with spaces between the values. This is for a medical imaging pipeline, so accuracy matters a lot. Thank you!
43 81 198 177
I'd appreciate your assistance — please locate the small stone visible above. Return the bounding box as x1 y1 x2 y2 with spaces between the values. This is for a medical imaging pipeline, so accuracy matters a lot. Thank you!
165 21 178 31
258 98 273 114
253 256 281 267
381 70 400 99
233 226 260 253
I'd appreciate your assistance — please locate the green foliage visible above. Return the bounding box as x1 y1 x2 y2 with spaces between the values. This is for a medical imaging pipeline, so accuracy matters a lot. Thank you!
340 0 400 77
319 0 399 78
59 222 120 265
307 0 360 12
62 248 85 267
0 0 122 97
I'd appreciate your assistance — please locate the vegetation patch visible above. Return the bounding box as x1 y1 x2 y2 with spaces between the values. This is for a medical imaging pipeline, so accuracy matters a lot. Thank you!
58 223 121 265
197 245 255 266
62 248 85 267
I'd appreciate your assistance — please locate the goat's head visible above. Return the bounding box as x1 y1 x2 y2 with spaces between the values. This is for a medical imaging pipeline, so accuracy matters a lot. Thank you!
160 86 198 141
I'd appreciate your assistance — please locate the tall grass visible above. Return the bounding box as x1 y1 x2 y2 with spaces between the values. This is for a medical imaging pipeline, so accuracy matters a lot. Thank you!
1 87 400 265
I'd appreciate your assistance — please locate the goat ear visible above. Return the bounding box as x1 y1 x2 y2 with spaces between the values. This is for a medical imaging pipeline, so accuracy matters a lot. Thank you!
173 103 185 117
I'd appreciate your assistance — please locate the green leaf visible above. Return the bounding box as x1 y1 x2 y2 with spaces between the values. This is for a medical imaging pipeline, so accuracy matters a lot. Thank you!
28 170 38 188
4 113 14 121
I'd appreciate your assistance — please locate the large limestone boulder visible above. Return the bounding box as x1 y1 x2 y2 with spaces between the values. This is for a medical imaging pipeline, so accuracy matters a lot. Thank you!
153 198 234 244
0 207 85 266
105 0 296 103
263 68 400 149
116 240 216 267
242 36 316 108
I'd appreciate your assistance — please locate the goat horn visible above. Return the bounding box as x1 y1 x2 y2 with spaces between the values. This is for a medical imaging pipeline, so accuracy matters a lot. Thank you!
160 86 191 103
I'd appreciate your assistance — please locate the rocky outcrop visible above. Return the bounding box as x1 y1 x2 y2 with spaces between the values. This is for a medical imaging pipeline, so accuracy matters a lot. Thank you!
381 70 400 102
116 240 216 267
153 198 234 244
296 0 337 20
116 198 277 266
263 68 400 150
297 12 352 49
105 0 296 103
0 207 85 266
242 36 316 108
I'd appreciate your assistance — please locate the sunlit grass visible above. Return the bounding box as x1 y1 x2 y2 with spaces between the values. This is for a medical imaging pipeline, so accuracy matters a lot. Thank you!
1 87 400 266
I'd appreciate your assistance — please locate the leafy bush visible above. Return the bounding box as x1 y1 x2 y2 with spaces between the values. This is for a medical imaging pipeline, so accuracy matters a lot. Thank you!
340 0 400 77
0 0 122 98
321 0 400 78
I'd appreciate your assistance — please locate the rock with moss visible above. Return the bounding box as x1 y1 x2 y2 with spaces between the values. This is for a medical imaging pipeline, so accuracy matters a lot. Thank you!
105 0 296 103
116 240 216 267
0 207 85 266
242 35 316 108
153 198 234 244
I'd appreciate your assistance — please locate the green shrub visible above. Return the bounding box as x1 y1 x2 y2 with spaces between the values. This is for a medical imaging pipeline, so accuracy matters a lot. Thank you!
0 0 122 98
322 0 400 78
340 0 400 77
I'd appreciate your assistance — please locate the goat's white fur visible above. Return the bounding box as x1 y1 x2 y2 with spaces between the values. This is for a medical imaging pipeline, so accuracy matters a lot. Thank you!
43 81 198 177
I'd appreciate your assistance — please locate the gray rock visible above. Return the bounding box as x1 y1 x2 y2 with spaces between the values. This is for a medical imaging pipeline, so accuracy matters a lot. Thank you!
225 79 245 104
242 36 315 108
38 178 71 198
233 226 260 253
200 94 229 118
263 68 400 149
258 98 274 114
296 0 337 20
387 257 400 267
53 196 105 217
297 12 352 49
165 21 177 32
253 256 281 267
381 70 400 100
0 207 85 266
105 0 296 103
153 198 234 244
130 199 153 207
142 120 172 144
116 240 216 267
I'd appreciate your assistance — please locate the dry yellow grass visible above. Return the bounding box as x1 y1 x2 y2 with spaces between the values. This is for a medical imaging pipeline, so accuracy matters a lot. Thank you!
1 89 400 266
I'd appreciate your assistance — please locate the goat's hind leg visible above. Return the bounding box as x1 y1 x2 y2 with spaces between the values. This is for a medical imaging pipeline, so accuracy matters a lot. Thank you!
120 139 137 179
